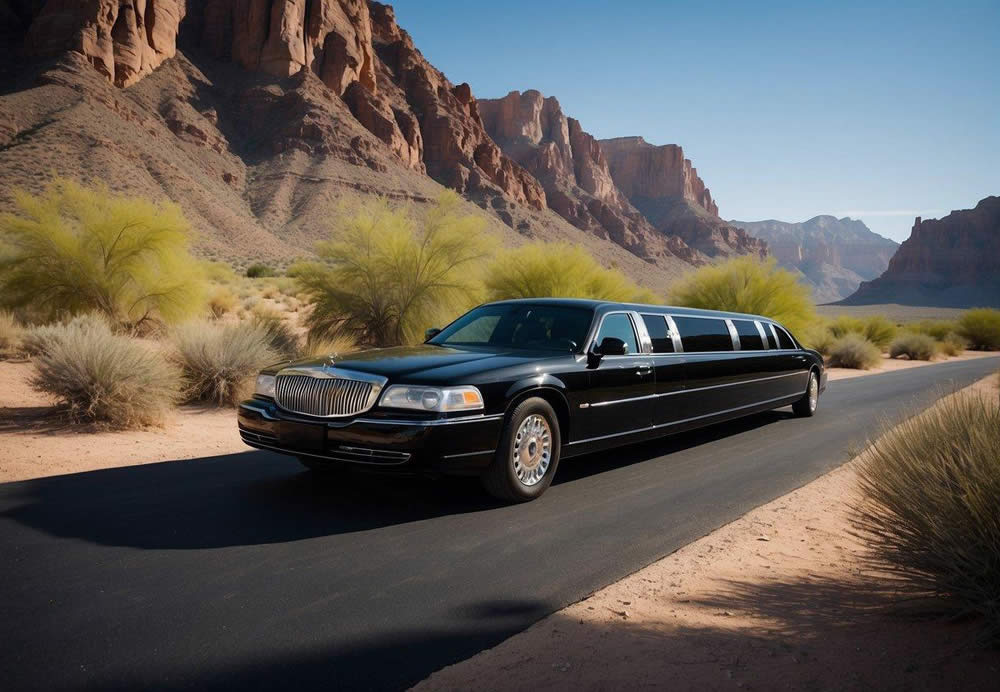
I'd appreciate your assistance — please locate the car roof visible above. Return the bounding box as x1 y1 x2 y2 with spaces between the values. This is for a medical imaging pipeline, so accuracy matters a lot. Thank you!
483 298 773 323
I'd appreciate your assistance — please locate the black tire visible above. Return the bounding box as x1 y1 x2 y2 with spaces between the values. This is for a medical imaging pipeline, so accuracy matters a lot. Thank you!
482 397 561 502
298 457 346 475
793 371 819 418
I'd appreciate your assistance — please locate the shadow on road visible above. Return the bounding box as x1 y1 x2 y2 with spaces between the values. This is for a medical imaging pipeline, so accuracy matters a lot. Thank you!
0 410 791 550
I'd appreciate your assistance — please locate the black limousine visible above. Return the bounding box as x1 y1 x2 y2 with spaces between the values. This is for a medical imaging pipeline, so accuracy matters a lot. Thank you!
238 299 826 501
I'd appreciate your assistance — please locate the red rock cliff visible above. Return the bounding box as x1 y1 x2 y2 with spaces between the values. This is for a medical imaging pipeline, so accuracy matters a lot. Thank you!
843 196 1000 307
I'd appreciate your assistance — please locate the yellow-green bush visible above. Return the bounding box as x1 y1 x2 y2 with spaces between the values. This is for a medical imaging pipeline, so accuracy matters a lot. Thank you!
827 315 896 350
30 316 180 428
939 332 969 356
827 334 881 369
304 334 359 358
172 321 279 406
889 332 937 360
909 319 957 341
293 192 492 347
853 390 1000 640
799 322 835 355
827 315 864 339
668 256 814 337
958 308 1000 350
249 309 301 359
208 287 238 319
0 179 205 331
484 242 658 304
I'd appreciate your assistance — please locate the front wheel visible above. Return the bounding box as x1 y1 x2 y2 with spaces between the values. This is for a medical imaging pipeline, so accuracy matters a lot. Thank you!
481 397 561 502
793 371 819 417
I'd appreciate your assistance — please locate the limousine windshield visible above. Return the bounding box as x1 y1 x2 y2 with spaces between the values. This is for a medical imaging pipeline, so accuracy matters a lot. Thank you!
429 303 593 352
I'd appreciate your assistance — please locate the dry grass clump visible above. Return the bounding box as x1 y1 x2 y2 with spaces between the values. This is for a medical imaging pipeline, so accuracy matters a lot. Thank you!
889 332 937 361
30 317 179 428
304 334 359 358
800 322 835 355
827 334 881 369
208 287 238 319
0 310 24 356
172 321 278 406
21 313 112 356
939 332 969 357
250 309 301 359
852 390 1000 640
958 308 1000 350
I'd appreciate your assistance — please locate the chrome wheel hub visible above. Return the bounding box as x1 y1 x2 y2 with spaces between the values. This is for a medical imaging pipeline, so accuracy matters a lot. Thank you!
512 414 552 487
809 375 818 412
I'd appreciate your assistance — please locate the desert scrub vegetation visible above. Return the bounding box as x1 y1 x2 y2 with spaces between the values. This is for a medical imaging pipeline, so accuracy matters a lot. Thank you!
852 389 1000 640
0 179 205 331
250 308 301 359
304 334 358 358
0 310 24 357
21 312 113 356
939 332 969 356
888 332 937 361
827 334 882 369
827 315 897 350
246 263 276 278
293 192 492 347
909 319 957 341
957 308 1000 350
668 257 815 337
484 242 657 303
172 321 279 406
30 315 180 428
208 287 239 319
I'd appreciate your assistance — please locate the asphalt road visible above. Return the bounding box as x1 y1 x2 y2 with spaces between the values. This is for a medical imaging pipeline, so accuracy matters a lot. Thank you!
2 356 998 691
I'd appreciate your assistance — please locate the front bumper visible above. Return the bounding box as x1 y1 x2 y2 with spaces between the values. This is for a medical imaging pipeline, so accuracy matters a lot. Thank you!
237 398 504 475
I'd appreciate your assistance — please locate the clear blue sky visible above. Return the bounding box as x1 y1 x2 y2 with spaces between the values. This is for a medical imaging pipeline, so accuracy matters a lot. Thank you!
392 0 998 242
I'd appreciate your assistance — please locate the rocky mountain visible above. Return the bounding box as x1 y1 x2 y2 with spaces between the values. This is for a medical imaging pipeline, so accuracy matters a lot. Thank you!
599 136 767 260
730 216 898 302
0 1 692 293
478 91 697 264
840 197 1000 307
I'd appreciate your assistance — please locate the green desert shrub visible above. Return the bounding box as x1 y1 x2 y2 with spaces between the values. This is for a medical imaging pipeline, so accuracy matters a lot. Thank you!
246 263 276 278
889 332 937 360
293 192 492 347
939 332 969 357
485 242 658 304
799 322 835 355
827 334 882 369
827 315 864 339
0 179 205 332
172 321 278 406
304 334 359 358
910 319 957 341
668 256 815 337
957 308 1000 350
852 391 1000 640
0 310 23 356
827 315 896 350
30 317 180 428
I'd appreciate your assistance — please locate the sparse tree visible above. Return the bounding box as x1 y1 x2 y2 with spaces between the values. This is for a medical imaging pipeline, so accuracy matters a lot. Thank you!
293 192 493 347
0 179 205 331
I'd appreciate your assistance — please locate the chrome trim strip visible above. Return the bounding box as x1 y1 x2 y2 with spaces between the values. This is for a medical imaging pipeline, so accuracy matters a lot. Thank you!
566 392 801 447
441 449 495 459
664 315 684 353
589 392 659 408
753 320 770 350
352 413 505 426
768 322 780 349
657 370 808 397
631 310 654 354
725 319 741 351
274 366 388 419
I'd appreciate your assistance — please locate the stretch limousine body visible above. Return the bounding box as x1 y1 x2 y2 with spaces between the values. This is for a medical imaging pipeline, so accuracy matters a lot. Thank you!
238 299 826 501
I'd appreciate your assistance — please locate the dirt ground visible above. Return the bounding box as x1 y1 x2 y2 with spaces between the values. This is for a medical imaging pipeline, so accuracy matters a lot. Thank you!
414 375 1000 692
0 361 246 483
0 351 997 483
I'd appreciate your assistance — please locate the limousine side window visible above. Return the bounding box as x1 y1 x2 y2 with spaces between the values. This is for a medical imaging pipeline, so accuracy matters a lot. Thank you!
672 316 733 352
775 325 797 349
732 319 764 350
595 313 639 354
640 314 675 353
764 323 779 349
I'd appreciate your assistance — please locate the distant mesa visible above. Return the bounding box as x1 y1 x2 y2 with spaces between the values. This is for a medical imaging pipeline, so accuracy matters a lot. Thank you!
731 216 898 303
838 196 1000 308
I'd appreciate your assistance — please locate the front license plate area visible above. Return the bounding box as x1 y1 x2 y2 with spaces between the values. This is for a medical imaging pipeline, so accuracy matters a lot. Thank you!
277 421 325 451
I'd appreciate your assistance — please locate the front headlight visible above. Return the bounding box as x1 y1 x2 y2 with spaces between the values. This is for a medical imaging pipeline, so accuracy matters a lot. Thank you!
379 385 484 412
255 374 276 398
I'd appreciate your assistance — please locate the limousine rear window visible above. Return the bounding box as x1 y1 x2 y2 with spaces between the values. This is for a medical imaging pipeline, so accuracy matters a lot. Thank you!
672 316 733 352
640 314 675 353
775 325 796 349
431 304 593 352
765 323 779 349
732 319 764 350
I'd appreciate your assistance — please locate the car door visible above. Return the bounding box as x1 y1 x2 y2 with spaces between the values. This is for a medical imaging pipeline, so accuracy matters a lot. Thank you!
764 322 812 397
667 314 747 422
582 311 655 440
638 312 688 428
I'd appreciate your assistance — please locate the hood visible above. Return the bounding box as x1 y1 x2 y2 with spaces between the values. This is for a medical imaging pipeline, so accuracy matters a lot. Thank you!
271 344 569 384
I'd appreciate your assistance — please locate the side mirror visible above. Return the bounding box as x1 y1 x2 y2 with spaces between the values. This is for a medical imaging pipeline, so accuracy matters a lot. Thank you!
425 327 442 341
599 336 628 356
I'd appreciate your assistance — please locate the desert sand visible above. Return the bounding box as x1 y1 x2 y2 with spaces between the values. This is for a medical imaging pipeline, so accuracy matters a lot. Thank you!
414 375 1000 691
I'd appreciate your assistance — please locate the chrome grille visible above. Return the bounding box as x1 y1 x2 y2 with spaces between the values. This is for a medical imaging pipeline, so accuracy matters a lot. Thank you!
275 374 376 417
